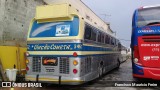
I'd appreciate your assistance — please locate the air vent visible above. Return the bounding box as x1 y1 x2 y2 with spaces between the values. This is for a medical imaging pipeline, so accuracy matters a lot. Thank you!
143 37 160 42
59 57 69 74
32 57 41 72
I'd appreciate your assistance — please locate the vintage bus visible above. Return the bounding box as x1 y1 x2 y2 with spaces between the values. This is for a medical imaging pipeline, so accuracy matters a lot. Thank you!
25 3 121 85
131 5 160 80
120 45 128 62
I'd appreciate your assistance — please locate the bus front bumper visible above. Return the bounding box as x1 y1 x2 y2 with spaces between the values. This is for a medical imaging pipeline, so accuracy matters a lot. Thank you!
25 75 84 85
133 64 160 80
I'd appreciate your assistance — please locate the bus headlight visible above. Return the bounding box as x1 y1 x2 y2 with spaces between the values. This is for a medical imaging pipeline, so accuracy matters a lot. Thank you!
134 58 138 63
73 60 78 66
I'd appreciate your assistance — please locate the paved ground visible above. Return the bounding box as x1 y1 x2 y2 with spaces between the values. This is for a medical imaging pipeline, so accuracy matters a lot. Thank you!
1 59 160 90
41 59 160 90
78 59 160 90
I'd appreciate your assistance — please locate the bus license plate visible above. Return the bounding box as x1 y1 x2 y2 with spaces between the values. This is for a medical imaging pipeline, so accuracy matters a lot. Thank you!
42 57 58 66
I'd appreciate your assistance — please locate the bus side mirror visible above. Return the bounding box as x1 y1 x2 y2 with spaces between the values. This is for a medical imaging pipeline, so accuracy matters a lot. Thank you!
130 44 132 48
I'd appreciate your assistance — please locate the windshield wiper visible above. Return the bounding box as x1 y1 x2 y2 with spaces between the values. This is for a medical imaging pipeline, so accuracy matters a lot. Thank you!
146 22 160 26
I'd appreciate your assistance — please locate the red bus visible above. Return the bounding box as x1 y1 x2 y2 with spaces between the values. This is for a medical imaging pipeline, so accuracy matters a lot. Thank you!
131 5 160 80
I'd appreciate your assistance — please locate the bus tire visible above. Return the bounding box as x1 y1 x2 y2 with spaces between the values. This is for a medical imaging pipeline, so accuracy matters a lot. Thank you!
99 61 104 77
102 66 106 74
116 59 120 69
99 66 103 78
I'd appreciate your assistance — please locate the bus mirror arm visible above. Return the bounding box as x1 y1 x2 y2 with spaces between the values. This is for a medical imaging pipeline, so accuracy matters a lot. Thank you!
130 44 133 49
36 74 39 83
59 76 61 86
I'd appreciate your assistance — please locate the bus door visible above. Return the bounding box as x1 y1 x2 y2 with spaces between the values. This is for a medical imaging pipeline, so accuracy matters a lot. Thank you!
138 36 160 68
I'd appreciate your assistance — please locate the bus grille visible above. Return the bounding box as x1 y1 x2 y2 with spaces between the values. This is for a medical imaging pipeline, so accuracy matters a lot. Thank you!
59 58 69 74
142 37 160 42
32 57 41 72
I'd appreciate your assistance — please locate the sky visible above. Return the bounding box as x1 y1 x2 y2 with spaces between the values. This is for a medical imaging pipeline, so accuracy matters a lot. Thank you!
81 0 160 47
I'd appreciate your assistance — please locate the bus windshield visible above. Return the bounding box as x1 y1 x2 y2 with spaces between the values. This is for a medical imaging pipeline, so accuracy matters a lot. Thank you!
29 17 79 38
137 7 160 27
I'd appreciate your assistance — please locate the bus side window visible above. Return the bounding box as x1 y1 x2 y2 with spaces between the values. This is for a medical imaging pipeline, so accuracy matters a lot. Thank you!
118 43 122 51
114 38 116 46
84 25 91 40
105 35 109 44
91 29 97 41
116 40 119 46
113 38 116 46
108 36 111 44
98 31 102 42
101 33 105 43
110 37 113 45
114 39 117 46
115 40 117 46
113 38 115 45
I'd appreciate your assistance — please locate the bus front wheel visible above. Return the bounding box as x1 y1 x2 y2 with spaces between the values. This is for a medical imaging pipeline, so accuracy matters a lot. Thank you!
116 59 120 69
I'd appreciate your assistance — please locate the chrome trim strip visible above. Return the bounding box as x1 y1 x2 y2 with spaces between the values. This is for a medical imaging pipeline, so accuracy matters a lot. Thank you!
27 40 82 44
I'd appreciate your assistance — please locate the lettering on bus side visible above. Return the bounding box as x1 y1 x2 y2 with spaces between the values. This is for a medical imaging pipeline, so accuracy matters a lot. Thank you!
138 29 160 33
141 44 160 47
144 56 159 61
27 43 83 51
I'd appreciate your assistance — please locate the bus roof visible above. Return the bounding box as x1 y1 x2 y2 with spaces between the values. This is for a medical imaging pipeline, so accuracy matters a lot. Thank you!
43 0 115 37
141 4 160 9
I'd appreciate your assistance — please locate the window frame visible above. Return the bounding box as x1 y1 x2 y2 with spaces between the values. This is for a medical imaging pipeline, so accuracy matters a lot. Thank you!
84 22 119 46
